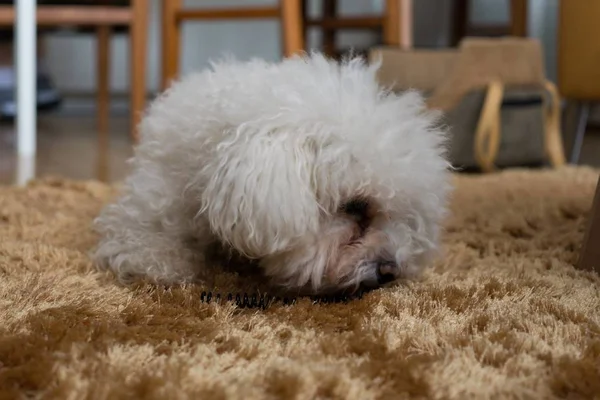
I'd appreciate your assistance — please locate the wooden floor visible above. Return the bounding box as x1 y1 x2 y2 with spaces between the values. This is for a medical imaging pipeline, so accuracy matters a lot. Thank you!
0 115 133 185
1 114 599 185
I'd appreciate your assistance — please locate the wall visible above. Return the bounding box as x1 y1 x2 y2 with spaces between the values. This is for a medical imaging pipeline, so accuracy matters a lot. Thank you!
43 0 560 95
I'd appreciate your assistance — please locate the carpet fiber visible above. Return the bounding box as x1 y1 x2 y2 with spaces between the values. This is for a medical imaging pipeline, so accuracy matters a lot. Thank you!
1 167 600 399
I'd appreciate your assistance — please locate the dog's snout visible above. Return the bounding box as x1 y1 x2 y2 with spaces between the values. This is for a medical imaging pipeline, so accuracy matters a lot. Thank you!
376 262 400 285
361 260 401 288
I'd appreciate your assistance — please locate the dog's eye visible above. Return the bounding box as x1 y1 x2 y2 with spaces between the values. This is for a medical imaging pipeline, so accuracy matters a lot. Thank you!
341 198 369 217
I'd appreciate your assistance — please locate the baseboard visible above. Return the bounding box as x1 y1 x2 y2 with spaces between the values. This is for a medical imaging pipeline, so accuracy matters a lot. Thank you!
57 92 157 117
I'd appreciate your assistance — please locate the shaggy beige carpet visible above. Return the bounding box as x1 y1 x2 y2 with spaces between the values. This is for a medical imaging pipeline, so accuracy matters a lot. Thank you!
1 167 600 399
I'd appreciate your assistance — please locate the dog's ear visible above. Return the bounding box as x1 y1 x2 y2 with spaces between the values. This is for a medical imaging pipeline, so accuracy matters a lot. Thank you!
200 136 320 258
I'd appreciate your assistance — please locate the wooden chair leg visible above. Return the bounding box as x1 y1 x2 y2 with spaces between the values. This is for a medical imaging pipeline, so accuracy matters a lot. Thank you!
130 0 149 142
96 25 110 181
322 0 336 57
384 0 412 49
451 0 469 47
96 26 110 135
578 175 600 273
161 0 181 91
301 0 308 50
280 0 304 57
510 0 527 36
543 80 567 168
384 0 400 46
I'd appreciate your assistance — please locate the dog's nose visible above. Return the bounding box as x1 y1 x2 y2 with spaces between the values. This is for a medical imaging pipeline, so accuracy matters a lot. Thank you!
360 261 402 288
376 262 401 285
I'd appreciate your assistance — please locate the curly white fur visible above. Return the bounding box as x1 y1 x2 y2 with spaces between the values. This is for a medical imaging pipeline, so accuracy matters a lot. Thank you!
93 53 452 294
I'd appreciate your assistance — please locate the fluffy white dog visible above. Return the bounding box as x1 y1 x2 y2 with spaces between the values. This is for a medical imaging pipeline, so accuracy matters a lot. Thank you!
93 53 451 295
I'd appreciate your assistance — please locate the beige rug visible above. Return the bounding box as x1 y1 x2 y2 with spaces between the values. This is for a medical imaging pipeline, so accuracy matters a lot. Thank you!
1 167 600 399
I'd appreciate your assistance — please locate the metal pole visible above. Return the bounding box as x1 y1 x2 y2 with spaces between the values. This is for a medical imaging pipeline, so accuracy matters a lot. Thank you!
15 0 37 185
570 102 590 165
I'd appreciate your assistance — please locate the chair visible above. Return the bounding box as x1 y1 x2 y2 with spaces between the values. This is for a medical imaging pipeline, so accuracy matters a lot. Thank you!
160 0 410 89
557 0 600 164
451 0 527 46
0 0 149 142
304 0 413 58
161 0 305 90
563 1 600 274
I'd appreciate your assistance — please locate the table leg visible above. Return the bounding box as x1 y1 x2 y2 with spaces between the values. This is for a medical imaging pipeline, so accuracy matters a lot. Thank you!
15 0 37 185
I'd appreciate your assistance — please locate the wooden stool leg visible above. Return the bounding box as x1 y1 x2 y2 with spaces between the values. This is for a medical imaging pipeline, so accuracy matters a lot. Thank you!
578 175 600 273
96 26 110 182
130 0 149 142
161 0 181 90
280 0 304 57
384 0 413 49
510 0 527 36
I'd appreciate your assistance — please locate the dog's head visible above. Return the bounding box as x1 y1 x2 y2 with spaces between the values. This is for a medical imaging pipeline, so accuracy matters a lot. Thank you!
200 55 450 295
257 187 446 295
203 114 450 295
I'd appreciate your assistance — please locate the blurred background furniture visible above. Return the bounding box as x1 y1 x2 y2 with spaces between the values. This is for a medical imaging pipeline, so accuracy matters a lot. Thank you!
0 0 149 141
451 0 527 46
578 174 600 273
304 0 412 58
371 37 566 173
557 0 600 164
6 0 600 187
161 0 304 90
161 0 412 89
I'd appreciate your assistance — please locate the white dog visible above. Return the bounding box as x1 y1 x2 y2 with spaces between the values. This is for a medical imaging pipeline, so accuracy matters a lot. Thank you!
93 53 451 295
